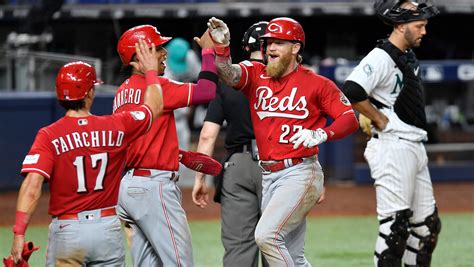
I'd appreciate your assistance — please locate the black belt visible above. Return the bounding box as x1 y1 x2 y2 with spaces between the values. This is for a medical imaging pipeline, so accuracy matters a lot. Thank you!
240 144 253 153
228 143 253 154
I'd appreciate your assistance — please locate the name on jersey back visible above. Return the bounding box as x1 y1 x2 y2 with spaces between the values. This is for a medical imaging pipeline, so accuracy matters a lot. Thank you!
113 88 141 113
51 130 125 155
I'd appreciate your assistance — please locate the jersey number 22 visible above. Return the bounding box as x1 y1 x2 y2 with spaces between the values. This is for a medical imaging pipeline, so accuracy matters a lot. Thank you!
280 124 303 144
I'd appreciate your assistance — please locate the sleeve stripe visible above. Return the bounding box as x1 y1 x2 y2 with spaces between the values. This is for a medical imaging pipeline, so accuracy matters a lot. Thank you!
242 65 249 88
342 110 355 115
187 83 192 106
21 168 50 179
141 105 153 131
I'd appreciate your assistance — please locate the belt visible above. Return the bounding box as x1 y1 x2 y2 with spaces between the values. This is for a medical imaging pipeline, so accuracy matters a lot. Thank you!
132 168 180 182
240 144 253 153
229 143 253 154
259 158 303 173
56 207 116 220
373 133 415 142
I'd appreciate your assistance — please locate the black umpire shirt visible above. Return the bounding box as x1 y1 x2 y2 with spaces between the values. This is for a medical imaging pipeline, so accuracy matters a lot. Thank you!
204 81 255 151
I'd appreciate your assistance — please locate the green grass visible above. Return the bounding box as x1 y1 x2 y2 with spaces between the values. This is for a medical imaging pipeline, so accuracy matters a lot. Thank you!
1 213 472 266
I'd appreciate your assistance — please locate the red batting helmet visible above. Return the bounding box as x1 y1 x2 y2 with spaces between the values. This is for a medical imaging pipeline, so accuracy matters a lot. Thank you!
117 25 172 65
56 61 103 101
260 17 305 47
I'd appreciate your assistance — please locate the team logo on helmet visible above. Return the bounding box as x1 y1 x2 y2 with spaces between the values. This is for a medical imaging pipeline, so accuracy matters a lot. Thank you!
267 23 283 34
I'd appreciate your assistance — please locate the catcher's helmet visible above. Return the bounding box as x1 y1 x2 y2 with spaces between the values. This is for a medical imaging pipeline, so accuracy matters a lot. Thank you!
242 21 268 55
117 25 172 65
56 61 103 101
374 0 439 26
260 17 305 47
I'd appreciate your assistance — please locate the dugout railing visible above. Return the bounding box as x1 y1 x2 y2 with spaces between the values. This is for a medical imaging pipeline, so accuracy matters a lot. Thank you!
0 49 102 92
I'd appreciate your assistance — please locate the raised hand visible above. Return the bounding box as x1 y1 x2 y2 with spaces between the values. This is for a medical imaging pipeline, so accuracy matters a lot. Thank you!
129 39 160 73
193 29 214 49
207 17 230 47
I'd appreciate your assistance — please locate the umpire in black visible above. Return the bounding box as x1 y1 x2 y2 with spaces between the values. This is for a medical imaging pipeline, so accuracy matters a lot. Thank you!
192 21 269 267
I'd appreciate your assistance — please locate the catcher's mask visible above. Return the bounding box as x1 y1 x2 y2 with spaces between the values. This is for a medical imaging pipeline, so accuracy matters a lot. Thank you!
241 21 268 55
117 24 172 65
56 61 103 101
374 0 439 26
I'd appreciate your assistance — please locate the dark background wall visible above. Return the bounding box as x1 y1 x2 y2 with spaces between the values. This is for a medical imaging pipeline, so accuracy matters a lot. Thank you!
0 2 472 189
0 93 115 190
1 12 473 85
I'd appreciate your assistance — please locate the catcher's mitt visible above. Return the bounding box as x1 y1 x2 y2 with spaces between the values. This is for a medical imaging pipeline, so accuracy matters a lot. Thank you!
179 150 222 176
358 113 372 137
3 241 39 267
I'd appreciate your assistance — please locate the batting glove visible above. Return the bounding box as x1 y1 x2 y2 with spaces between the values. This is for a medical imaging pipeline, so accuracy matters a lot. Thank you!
289 128 328 149
207 17 230 47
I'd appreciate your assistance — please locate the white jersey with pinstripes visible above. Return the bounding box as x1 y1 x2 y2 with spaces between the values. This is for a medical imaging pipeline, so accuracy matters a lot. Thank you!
345 47 427 141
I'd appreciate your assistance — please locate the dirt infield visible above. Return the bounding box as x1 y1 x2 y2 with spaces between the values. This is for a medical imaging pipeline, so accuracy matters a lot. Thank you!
0 182 473 226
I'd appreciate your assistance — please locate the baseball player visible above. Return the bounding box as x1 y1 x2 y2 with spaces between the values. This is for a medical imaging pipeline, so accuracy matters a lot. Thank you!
207 17 359 266
192 21 270 267
342 1 441 266
114 25 217 266
10 56 164 266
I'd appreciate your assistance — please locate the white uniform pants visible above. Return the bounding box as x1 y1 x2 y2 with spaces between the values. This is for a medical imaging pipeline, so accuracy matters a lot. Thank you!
364 136 436 222
365 136 438 265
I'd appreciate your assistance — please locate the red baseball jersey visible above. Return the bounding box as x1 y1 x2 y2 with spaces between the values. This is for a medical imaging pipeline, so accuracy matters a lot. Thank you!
236 61 353 161
21 105 153 216
113 74 193 170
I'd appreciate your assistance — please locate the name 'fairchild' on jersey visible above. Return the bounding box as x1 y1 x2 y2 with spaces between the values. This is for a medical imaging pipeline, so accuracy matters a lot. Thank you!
51 130 126 155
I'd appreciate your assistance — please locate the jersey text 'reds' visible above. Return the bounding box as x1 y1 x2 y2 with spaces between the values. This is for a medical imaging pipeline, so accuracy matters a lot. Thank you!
51 131 125 155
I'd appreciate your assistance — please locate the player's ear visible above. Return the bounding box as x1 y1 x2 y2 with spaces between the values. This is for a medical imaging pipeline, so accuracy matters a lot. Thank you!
394 23 406 33
292 42 301 55
86 87 95 100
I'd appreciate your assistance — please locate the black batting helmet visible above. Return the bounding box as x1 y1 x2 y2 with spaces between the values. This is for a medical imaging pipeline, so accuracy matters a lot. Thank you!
374 0 439 26
241 21 268 55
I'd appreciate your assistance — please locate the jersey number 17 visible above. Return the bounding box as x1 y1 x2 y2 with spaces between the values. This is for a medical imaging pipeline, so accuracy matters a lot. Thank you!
73 152 108 193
